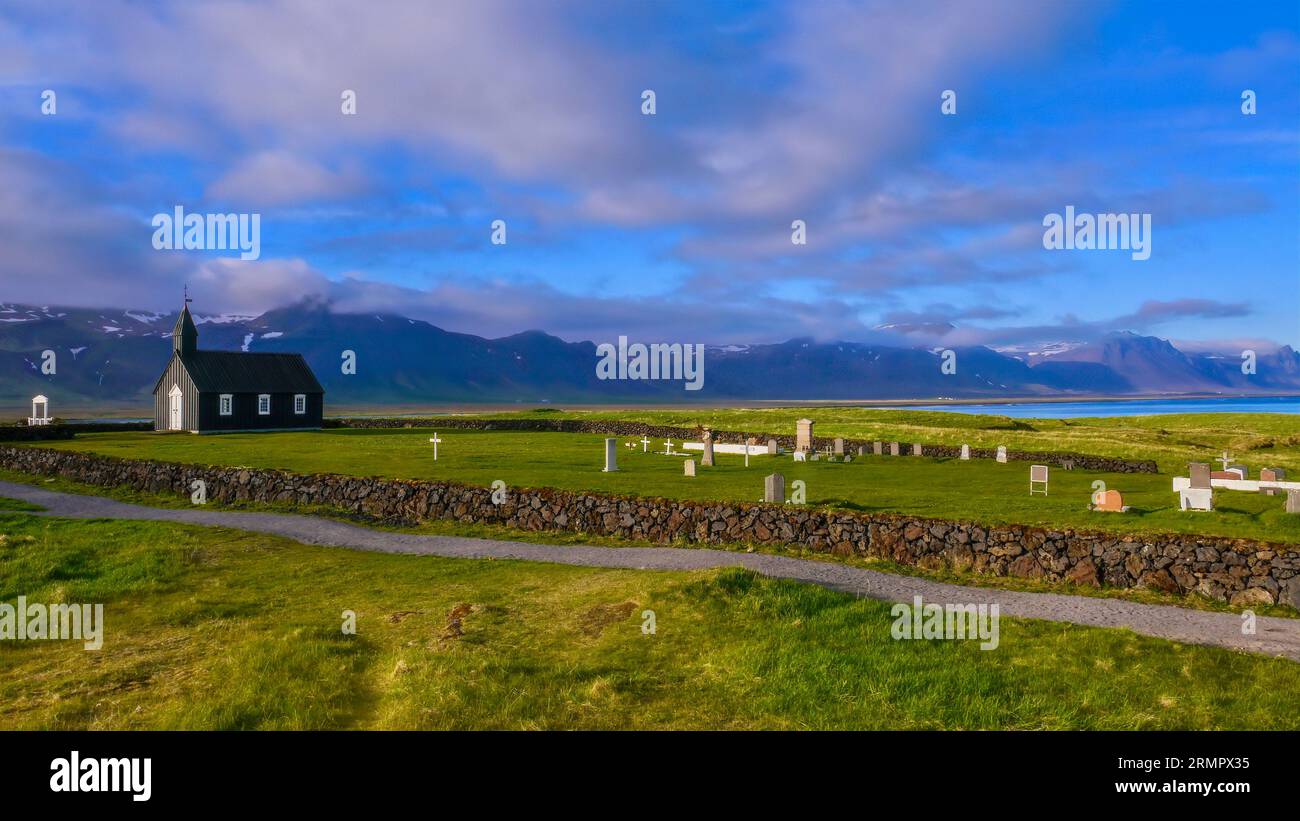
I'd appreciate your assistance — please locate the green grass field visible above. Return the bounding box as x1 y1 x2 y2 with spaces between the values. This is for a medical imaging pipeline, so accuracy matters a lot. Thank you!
2 507 1297 730
30 424 1300 545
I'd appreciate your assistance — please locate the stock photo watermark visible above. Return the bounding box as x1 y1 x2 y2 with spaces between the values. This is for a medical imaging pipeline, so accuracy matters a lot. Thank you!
50 752 151 802
890 595 1000 650
1042 206 1150 261
151 206 261 261
1 596 104 650
595 336 705 391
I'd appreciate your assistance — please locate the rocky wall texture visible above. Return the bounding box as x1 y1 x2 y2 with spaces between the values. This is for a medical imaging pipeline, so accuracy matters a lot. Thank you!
0 422 152 442
2 444 1291 608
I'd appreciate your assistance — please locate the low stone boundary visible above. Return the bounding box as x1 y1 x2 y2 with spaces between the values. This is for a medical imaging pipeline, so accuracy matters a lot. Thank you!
0 422 153 442
329 417 1159 474
1 444 1292 609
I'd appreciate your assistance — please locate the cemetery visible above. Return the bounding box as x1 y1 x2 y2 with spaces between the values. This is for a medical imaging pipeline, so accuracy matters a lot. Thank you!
7 414 1300 550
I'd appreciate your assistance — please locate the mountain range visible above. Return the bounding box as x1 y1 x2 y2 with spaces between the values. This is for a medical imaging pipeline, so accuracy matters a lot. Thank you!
2 301 1298 411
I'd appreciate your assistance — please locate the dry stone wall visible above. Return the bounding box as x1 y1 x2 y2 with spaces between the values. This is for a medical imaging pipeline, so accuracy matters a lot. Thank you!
0 422 152 442
2 444 1293 609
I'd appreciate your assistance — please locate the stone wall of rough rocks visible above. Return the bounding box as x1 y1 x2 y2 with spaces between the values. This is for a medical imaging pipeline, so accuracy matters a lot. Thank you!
330 417 1159 474
2 444 1292 609
0 422 152 442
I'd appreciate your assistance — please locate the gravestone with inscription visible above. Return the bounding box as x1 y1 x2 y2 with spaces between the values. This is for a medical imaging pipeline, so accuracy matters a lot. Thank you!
1188 463 1211 490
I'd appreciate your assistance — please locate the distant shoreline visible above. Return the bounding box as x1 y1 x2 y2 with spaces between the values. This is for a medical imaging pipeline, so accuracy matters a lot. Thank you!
15 392 1298 421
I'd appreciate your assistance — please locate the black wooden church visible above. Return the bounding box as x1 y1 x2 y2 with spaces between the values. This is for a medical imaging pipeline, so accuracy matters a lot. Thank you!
152 301 324 433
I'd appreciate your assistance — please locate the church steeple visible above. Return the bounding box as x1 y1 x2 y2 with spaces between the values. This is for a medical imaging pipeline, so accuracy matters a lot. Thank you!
173 288 197 357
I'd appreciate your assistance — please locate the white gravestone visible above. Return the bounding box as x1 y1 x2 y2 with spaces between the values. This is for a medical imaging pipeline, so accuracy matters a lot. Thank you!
603 438 618 472
996 446 1007 463
1180 487 1213 511
793 451 806 462
684 459 696 477
960 444 970 460
428 433 442 460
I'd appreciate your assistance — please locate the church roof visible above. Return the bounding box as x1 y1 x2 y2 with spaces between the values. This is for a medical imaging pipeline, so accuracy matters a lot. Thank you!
153 349 324 395
177 350 324 394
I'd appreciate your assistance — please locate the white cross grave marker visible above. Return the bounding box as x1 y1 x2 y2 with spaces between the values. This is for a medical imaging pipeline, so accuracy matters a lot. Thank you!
641 436 650 453
1217 451 1233 472
664 438 674 455
428 433 442 461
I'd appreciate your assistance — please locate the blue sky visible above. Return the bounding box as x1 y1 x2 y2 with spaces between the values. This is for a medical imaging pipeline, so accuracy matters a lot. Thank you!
1 0 1297 352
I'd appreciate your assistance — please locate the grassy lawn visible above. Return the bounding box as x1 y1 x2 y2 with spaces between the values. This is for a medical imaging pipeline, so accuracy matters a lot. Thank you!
28 427 1300 545
1 507 1297 730
462 407 1300 475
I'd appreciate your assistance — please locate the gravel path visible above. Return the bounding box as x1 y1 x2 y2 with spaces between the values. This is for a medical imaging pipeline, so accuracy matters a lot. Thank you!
3 479 1297 661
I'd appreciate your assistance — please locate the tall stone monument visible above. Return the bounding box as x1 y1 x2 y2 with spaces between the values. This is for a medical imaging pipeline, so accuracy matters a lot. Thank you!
796 418 814 453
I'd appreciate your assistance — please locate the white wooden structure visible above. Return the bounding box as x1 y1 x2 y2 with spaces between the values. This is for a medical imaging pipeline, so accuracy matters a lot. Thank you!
1173 476 1300 494
28 395 51 426
682 441 771 456
1029 464 1049 496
